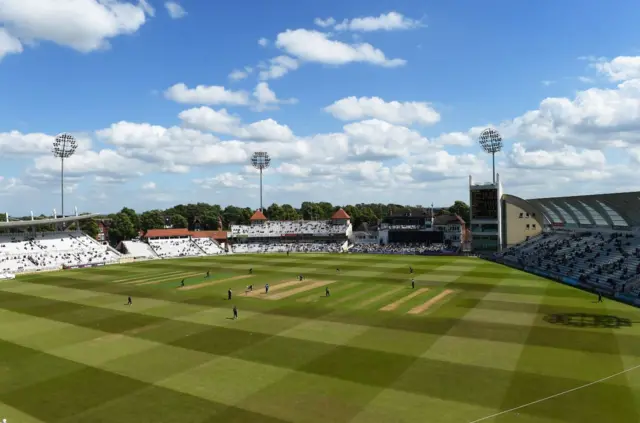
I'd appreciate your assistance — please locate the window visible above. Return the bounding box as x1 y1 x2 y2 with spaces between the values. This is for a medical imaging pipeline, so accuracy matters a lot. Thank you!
519 212 523 218
532 213 536 217
525 213 530 218
532 224 536 229
526 224 530 229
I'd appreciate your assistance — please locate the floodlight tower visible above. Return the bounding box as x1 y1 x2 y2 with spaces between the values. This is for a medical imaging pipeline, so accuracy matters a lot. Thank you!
478 128 503 184
52 133 78 220
251 151 271 211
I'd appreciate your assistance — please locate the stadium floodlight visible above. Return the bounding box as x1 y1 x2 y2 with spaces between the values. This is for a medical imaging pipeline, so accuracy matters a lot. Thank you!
478 128 503 184
52 133 78 221
251 151 271 211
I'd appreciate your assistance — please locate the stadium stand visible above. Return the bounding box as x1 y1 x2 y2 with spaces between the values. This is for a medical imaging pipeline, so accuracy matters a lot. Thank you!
350 243 450 254
230 220 349 237
120 240 158 259
499 231 640 292
0 232 120 273
228 209 352 254
148 238 205 258
191 237 224 254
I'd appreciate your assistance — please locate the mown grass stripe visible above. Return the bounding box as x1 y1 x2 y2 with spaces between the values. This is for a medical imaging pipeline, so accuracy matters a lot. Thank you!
380 288 430 312
408 289 456 315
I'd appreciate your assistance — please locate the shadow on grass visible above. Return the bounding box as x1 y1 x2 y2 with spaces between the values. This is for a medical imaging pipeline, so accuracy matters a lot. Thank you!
544 313 632 329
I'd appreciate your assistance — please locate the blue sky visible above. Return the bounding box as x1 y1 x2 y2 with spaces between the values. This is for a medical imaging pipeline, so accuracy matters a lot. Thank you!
1 0 640 215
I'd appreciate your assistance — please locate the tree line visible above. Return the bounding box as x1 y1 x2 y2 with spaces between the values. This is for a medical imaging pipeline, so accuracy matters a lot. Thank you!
1 200 470 246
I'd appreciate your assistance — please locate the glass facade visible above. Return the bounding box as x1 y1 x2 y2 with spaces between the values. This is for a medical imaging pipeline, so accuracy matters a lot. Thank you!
549 202 578 225
539 204 562 223
472 234 499 250
563 202 591 225
578 201 609 225
596 201 628 226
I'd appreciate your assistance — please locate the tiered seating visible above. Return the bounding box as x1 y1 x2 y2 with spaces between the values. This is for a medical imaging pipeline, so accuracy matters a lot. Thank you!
351 243 447 254
148 238 204 258
192 237 224 254
231 221 349 237
0 255 38 274
31 233 119 267
231 242 342 254
121 240 158 258
0 232 120 273
388 225 422 230
501 231 640 293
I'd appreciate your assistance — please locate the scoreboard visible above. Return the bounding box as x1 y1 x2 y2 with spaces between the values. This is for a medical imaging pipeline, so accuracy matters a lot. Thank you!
471 189 498 219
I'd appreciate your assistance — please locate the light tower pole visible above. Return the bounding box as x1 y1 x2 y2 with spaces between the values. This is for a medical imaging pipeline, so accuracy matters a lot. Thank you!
52 133 78 220
251 151 271 211
478 128 503 184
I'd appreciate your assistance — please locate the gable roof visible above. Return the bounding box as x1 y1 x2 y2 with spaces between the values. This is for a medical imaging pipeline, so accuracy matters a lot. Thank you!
250 209 268 221
190 230 227 240
145 228 190 238
331 208 350 219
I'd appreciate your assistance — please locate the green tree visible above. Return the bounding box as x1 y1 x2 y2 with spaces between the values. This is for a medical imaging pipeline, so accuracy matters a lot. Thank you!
280 204 300 220
449 200 470 224
171 214 188 228
80 219 100 238
109 213 137 244
266 203 283 220
120 207 139 231
201 212 221 230
140 210 165 231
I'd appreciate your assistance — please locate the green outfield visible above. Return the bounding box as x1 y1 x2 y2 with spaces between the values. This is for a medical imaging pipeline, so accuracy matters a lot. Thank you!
1 253 639 423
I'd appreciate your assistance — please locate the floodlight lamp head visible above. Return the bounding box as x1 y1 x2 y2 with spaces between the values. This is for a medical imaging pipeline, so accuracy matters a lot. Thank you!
251 151 271 170
52 133 78 158
478 128 503 154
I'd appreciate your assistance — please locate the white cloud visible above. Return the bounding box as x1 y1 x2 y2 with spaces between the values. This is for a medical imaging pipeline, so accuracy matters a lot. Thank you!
142 181 156 190
0 177 32 196
0 130 93 156
432 132 474 147
275 29 406 67
11 53 640 211
507 143 606 169
96 121 250 170
258 56 299 80
252 82 298 111
32 149 148 186
334 12 423 32
179 106 295 141
275 163 312 178
177 107 242 134
314 17 336 28
594 56 640 81
164 1 186 19
500 76 640 150
578 76 594 83
541 80 555 86
0 0 152 54
164 83 249 106
193 173 256 189
258 37 269 47
253 82 277 105
0 28 23 60
343 119 431 159
325 96 440 125
229 66 253 81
